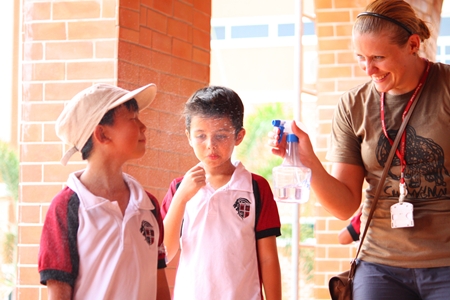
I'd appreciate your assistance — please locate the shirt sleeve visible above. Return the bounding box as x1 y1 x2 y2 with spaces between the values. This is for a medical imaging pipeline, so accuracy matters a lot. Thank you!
160 177 183 220
252 174 282 239
38 187 80 287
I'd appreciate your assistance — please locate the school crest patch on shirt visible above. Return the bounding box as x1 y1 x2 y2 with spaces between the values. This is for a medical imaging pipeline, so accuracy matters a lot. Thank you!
140 220 155 245
233 198 251 219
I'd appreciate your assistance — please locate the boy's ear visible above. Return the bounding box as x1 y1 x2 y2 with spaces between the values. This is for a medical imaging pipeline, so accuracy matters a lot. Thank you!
235 128 246 146
93 125 110 144
185 129 193 147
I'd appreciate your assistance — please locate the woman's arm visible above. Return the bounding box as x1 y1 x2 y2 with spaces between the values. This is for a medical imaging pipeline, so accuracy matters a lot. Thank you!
257 236 282 300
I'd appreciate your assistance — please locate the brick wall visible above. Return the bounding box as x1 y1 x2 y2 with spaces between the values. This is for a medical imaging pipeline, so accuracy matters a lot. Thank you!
18 0 210 298
312 0 443 299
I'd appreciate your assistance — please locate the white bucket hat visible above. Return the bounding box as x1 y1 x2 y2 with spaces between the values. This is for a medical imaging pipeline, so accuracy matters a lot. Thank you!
56 83 157 166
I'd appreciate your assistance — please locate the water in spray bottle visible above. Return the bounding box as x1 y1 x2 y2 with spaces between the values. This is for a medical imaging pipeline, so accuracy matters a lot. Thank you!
272 120 311 203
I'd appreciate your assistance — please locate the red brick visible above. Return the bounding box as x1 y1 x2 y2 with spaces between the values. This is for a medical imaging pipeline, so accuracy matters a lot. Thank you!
140 8 147 26
160 73 181 95
120 27 140 43
152 31 172 54
147 9 168 33
193 10 210 31
46 41 94 60
44 123 60 142
138 67 160 87
21 164 43 183
44 164 83 182
118 41 133 62
21 123 42 143
96 40 117 58
193 0 211 15
315 0 333 9
20 143 62 163
17 245 39 265
23 2 51 21
45 82 92 101
191 62 209 82
171 57 191 77
141 0 152 8
154 0 173 15
193 28 210 51
22 62 65 81
172 38 192 60
167 18 192 42
68 20 116 39
152 51 172 73
118 60 140 85
121 0 140 10
15 286 40 299
132 44 152 67
21 185 65 204
192 47 209 65
102 0 116 18
17 265 41 285
23 42 43 61
67 61 115 80
18 225 42 244
53 1 101 19
21 100 56 125
174 1 193 23
119 7 140 31
19 205 41 224
25 22 66 41
22 83 43 101
180 78 204 98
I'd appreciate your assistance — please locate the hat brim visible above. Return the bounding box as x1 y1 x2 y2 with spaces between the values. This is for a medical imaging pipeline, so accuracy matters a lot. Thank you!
108 83 157 112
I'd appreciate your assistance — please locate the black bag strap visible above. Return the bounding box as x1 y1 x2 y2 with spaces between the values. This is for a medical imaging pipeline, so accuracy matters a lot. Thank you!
349 62 430 278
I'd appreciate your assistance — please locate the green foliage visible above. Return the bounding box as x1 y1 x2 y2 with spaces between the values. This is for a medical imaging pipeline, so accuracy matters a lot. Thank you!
0 141 19 293
236 102 292 179
0 141 19 201
3 232 15 264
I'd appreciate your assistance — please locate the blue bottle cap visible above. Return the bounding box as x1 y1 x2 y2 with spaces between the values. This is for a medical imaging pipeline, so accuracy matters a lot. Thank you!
287 134 298 142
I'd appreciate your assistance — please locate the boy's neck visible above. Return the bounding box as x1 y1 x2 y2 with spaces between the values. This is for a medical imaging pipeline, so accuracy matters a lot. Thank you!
205 162 236 190
79 164 130 215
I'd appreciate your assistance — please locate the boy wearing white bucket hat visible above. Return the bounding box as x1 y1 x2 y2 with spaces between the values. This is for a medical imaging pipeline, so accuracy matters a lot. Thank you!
38 83 170 300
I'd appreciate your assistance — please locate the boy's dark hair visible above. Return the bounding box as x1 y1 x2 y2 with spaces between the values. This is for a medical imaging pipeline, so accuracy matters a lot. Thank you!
81 98 139 160
184 86 244 135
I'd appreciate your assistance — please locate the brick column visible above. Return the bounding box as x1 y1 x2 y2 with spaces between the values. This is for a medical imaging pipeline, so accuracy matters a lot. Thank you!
18 0 210 298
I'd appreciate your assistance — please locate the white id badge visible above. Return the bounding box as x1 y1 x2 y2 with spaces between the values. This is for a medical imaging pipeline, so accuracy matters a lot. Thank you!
391 202 414 228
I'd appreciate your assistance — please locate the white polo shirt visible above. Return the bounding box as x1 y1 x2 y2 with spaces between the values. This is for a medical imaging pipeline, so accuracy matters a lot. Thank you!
162 161 281 300
39 170 166 300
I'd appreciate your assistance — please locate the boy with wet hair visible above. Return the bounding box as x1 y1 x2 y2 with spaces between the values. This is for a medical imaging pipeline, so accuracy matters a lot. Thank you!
162 86 282 300
38 83 170 300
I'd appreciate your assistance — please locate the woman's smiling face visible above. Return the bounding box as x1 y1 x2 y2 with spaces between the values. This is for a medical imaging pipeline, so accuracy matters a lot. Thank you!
353 30 417 95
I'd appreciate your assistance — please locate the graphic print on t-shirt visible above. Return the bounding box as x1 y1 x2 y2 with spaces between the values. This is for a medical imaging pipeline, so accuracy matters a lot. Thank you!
140 220 155 245
233 198 251 219
376 125 449 198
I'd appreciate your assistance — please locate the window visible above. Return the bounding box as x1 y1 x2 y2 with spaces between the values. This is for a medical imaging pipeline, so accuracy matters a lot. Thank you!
231 25 269 38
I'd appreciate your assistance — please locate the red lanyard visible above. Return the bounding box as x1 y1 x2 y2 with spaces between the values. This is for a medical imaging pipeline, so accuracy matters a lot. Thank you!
380 59 431 184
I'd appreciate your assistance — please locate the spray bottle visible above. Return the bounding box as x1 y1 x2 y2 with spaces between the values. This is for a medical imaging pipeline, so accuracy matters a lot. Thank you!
272 120 311 203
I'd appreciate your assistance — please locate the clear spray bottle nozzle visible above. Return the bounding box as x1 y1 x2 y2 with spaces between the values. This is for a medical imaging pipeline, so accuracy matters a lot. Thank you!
272 119 294 143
